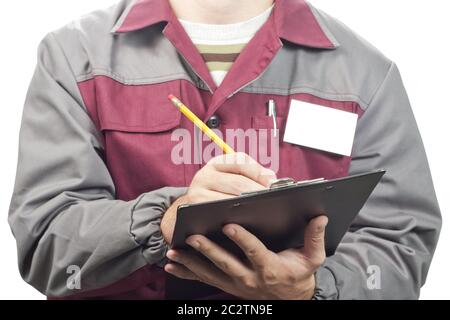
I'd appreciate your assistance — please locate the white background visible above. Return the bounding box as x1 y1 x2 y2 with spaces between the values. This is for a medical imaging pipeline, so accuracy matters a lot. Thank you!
0 0 448 300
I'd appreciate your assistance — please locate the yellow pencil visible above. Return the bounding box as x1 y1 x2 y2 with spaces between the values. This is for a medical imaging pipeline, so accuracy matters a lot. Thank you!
168 94 235 154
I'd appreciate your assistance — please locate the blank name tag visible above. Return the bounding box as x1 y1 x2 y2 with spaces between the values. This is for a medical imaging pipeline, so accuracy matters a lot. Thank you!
284 99 358 156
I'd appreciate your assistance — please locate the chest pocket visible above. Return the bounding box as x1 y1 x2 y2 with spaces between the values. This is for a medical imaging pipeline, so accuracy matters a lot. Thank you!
249 96 352 181
95 78 185 200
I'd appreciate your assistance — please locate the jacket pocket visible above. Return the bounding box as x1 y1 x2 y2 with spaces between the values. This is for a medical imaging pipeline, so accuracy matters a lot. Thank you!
95 79 186 200
251 115 285 134
97 81 181 133
251 113 348 180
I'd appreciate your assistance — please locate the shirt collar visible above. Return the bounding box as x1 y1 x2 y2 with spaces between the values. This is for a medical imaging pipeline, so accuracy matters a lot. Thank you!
111 0 339 49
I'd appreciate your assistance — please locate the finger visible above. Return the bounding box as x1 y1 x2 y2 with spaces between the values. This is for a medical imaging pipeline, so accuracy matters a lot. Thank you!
206 172 266 196
186 235 252 278
209 153 277 188
166 249 230 290
164 263 199 281
302 216 328 267
187 188 235 204
223 224 274 270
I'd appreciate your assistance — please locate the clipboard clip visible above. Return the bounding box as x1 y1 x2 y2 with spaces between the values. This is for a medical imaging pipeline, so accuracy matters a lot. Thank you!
241 177 326 196
269 178 296 189
270 177 326 189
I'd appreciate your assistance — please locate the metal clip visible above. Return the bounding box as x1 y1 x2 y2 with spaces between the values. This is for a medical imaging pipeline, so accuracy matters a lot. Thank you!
267 100 277 137
270 177 325 189
241 177 326 197
269 178 296 189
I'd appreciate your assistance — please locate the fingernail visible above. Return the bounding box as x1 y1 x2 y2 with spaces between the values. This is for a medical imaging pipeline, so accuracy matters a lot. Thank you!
322 216 329 228
269 178 279 185
167 250 181 262
187 239 200 249
224 226 236 237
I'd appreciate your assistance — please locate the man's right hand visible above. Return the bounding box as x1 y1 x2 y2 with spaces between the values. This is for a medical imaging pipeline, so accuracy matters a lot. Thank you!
161 153 277 244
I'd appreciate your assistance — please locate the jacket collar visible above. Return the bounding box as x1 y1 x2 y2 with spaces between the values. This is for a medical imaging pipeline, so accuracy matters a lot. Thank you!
111 0 339 49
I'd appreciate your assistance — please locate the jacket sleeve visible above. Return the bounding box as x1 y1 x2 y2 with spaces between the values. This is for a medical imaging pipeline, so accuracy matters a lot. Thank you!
8 33 187 297
313 62 442 300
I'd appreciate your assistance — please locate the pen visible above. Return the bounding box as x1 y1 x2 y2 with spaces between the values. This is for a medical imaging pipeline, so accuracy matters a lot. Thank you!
168 94 235 154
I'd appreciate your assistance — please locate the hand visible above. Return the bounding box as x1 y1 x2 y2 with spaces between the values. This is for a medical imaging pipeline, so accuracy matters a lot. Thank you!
165 216 328 300
161 153 277 244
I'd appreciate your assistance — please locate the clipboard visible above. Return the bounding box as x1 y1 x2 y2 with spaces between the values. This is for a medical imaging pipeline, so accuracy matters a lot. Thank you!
167 169 385 299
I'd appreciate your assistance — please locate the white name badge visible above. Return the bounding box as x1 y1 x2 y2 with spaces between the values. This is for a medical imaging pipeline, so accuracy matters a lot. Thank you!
283 99 358 156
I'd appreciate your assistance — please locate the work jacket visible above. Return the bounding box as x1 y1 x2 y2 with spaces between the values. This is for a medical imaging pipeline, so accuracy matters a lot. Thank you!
8 0 441 299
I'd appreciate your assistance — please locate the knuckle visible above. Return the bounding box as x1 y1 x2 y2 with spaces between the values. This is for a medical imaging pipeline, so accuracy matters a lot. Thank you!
308 255 326 269
211 154 231 165
234 152 250 165
285 270 299 284
241 276 258 290
261 268 278 285
217 260 230 272
246 247 259 258
201 243 212 255
199 272 213 285
310 235 323 245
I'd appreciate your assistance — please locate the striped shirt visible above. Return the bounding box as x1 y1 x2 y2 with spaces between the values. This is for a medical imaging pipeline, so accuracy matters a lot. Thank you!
179 5 274 86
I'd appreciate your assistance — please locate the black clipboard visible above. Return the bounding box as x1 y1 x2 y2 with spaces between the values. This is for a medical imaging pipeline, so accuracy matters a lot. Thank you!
166 169 385 299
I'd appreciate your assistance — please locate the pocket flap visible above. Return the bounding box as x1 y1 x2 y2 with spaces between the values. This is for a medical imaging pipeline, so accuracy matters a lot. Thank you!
97 79 181 133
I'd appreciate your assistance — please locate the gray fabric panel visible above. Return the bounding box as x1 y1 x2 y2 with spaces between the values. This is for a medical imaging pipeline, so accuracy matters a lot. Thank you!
247 6 392 109
314 63 442 299
52 0 196 87
8 32 187 297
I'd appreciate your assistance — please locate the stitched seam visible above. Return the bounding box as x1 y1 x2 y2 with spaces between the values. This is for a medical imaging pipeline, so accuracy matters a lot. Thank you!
306 2 340 48
49 32 92 114
101 119 179 132
244 85 366 99
102 120 177 128
76 69 193 84
242 86 369 108
366 60 395 110
111 0 139 33
76 72 369 108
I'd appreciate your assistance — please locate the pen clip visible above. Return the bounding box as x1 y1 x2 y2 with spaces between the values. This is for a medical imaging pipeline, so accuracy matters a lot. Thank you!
267 100 277 137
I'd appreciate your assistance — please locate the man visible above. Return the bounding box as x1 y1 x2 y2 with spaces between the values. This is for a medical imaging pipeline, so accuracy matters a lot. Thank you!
9 0 441 299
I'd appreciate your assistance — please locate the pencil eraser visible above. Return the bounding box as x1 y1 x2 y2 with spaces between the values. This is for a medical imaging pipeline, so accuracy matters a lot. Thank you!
168 94 175 100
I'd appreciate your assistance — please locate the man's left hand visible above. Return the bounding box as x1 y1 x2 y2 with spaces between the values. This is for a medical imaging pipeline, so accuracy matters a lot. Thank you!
165 216 328 300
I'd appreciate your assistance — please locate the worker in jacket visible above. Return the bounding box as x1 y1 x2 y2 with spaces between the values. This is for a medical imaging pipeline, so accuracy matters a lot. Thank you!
8 0 441 299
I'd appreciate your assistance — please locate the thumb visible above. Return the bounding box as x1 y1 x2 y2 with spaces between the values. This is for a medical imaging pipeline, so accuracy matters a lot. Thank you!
303 215 328 267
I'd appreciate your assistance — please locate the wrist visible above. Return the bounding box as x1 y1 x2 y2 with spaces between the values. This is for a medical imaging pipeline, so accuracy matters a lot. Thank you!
161 195 188 243
298 275 316 300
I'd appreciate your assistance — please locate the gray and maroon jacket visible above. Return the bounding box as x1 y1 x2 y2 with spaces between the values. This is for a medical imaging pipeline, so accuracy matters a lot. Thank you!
8 0 441 299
